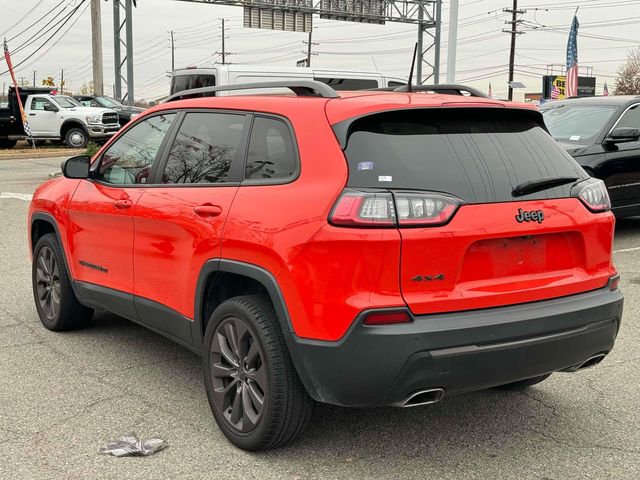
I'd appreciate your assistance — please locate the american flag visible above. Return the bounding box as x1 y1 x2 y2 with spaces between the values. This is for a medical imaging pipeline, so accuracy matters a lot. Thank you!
550 84 560 99
566 15 580 98
603 81 610 96
3 40 32 137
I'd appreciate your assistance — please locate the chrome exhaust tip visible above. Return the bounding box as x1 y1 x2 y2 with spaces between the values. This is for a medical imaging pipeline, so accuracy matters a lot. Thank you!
399 388 445 408
576 353 607 371
562 353 608 373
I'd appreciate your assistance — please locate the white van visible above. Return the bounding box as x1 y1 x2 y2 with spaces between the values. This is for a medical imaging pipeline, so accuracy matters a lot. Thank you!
169 64 406 96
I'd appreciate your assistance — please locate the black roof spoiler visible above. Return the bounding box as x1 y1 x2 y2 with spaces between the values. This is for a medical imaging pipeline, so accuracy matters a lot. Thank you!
164 80 340 103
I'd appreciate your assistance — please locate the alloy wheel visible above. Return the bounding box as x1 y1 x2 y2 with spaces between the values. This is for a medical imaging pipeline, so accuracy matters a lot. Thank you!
209 316 267 433
35 246 61 321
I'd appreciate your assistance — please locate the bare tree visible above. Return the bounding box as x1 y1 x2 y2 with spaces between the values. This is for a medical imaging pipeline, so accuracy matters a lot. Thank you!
614 47 640 95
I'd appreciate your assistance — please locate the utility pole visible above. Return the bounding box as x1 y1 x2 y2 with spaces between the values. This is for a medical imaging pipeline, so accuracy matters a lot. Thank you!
90 0 104 95
170 30 175 71
503 0 526 101
215 18 235 65
221 18 226 65
33 71 36 87
61 69 64 94
446 0 459 83
302 30 318 67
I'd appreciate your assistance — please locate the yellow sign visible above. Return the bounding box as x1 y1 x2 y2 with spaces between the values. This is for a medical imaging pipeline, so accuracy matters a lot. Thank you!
551 76 567 100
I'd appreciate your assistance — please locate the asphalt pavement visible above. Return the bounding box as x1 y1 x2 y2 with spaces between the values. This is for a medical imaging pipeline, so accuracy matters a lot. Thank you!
1 156 639 480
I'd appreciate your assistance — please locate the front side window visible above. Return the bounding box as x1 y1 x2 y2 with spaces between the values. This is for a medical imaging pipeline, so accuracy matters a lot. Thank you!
161 112 246 184
98 113 175 185
245 117 297 181
615 104 640 130
30 97 54 111
52 96 81 109
97 96 122 108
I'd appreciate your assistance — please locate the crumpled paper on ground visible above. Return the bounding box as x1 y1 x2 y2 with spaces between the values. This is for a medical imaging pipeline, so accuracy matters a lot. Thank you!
99 432 168 457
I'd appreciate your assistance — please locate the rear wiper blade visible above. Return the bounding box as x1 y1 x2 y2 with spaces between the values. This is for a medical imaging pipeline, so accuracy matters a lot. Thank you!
512 176 579 197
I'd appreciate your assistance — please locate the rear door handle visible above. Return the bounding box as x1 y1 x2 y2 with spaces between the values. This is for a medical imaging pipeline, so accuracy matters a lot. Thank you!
194 205 222 218
29 113 36 116
113 199 133 209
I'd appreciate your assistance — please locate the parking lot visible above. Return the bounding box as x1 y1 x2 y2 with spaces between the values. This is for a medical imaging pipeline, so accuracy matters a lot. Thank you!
0 155 638 480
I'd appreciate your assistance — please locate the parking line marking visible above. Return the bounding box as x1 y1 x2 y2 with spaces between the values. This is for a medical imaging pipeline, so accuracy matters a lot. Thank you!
613 246 640 254
0 192 33 201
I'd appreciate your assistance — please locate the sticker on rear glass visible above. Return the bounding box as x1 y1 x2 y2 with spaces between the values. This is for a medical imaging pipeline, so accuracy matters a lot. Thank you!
570 135 580 141
378 175 393 182
358 161 374 171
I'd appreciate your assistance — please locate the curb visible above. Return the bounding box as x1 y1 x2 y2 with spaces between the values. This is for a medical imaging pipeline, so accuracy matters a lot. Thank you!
0 149 78 161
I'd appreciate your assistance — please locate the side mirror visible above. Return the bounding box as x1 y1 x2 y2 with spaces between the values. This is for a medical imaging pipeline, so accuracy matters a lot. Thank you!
44 103 58 113
606 127 640 144
62 155 90 179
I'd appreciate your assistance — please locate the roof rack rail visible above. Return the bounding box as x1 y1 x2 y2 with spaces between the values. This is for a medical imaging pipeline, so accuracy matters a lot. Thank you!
164 80 339 103
367 84 489 98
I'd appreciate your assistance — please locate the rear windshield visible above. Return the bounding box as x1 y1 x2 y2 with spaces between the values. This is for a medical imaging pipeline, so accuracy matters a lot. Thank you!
342 108 586 203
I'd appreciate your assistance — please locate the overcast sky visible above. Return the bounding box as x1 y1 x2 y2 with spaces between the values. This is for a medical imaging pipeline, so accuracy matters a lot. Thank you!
1 0 639 100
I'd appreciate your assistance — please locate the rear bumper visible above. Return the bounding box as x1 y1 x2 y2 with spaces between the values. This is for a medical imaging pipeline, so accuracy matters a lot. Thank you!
285 286 623 407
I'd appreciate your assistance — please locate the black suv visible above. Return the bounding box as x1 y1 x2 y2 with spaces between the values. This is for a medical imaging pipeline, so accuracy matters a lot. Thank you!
74 94 143 127
541 96 640 218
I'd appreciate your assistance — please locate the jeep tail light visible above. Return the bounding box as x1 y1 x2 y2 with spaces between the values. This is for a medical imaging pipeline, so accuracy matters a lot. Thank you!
576 179 611 212
330 190 396 226
330 189 460 228
393 192 459 227
363 310 412 325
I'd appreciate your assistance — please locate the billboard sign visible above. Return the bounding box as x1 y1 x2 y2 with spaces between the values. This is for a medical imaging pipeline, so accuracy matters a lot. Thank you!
243 0 313 32
319 0 385 24
543 75 596 100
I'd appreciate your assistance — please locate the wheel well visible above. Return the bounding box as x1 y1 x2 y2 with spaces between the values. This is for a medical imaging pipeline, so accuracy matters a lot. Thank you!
31 219 55 253
201 272 271 337
60 121 87 138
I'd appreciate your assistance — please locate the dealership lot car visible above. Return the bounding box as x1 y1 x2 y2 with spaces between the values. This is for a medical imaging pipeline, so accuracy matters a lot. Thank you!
29 82 623 451
541 95 640 218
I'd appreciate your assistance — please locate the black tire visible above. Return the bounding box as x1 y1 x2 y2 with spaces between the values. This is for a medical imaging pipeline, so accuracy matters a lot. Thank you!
203 295 313 451
0 139 17 149
32 233 93 331
64 127 88 148
494 374 551 391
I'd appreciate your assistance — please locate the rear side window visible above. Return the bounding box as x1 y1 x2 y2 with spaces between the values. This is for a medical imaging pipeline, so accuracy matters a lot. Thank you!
244 117 297 181
161 112 246 184
342 108 586 203
170 74 216 95
315 77 378 91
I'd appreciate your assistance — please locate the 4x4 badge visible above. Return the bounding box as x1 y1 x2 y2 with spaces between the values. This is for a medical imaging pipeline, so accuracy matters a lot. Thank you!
515 208 544 224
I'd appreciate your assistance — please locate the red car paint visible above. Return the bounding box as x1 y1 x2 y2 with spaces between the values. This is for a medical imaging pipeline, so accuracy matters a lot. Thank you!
29 92 617 342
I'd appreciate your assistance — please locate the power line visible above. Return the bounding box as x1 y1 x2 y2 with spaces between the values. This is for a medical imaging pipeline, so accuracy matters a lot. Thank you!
0 0 46 38
5 1 66 42
0 1 88 76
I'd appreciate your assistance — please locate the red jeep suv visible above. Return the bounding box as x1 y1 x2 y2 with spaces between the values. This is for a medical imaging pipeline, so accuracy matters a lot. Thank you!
29 81 623 451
